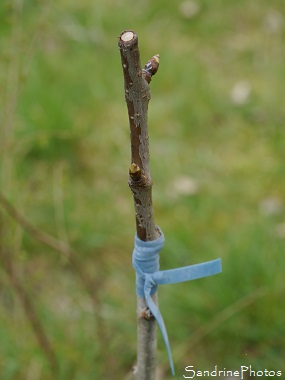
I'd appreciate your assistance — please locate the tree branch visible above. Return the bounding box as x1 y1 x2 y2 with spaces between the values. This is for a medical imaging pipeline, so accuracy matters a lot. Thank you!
118 30 160 380
118 30 159 242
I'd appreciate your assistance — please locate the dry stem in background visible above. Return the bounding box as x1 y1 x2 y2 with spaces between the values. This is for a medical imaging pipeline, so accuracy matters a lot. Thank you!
0 192 110 376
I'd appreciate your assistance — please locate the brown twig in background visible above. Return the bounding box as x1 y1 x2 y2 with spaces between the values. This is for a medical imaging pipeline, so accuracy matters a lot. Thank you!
52 164 70 261
118 30 160 380
195 288 267 346
1 0 22 195
0 0 110 375
0 192 94 296
0 192 111 375
0 214 59 373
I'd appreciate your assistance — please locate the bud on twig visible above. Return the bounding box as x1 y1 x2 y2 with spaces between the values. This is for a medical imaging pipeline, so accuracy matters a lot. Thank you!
129 163 142 181
142 54 160 83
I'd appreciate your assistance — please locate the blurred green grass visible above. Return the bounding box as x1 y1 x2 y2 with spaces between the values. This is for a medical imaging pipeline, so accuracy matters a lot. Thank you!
1 0 285 379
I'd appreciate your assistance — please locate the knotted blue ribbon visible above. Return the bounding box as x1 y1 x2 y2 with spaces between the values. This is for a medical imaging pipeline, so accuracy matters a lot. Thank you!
132 226 222 376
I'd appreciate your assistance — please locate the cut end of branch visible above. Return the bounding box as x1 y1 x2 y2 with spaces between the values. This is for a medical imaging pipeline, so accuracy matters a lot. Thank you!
118 30 137 48
121 31 134 42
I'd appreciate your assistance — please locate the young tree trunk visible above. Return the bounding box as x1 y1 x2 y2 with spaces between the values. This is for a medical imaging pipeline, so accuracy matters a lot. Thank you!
118 30 160 380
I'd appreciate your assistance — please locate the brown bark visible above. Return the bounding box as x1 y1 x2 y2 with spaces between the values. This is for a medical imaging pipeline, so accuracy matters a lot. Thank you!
118 30 160 380
118 30 160 242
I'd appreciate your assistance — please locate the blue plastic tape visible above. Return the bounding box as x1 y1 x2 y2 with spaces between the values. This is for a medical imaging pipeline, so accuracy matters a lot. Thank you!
132 226 222 376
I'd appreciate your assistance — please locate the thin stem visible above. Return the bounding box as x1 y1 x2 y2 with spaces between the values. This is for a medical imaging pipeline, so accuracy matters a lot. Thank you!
0 192 110 374
119 30 160 380
118 30 159 242
0 214 59 373
1 0 23 193
52 163 70 261
195 288 267 345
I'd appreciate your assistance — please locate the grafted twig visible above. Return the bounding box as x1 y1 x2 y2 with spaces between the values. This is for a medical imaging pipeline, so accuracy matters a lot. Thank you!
118 30 160 380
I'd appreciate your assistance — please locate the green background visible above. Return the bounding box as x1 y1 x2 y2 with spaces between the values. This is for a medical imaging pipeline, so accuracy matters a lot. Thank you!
0 0 284 378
